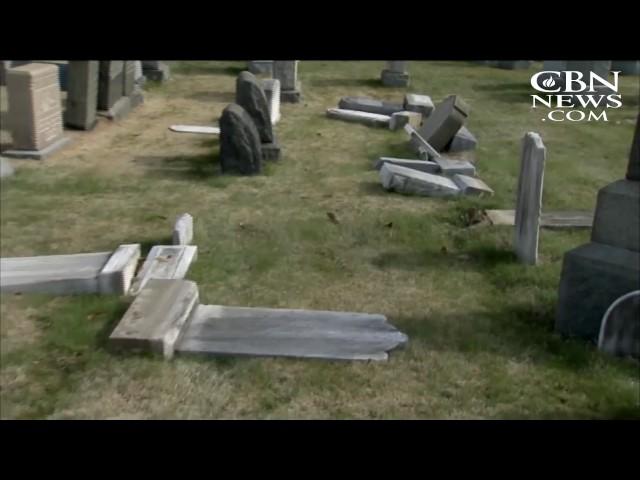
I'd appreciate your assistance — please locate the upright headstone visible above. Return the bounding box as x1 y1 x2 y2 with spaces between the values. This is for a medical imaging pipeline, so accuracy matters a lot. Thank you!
247 61 273 75
273 61 301 103
417 95 470 152
98 60 124 111
262 78 281 125
381 61 409 87
142 61 170 82
236 71 280 160
3 63 70 159
611 60 640 76
219 103 263 175
556 113 640 340
123 61 136 96
514 132 546 265
134 61 144 85
64 61 99 130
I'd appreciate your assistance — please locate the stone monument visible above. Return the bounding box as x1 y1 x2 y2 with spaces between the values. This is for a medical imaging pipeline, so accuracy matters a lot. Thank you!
273 61 301 103
3 63 70 159
247 61 273 75
219 103 263 175
64 61 99 130
142 61 170 82
381 61 409 87
556 113 640 340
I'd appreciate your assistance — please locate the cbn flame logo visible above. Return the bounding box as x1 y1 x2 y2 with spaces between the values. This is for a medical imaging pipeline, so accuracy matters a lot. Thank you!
542 77 556 88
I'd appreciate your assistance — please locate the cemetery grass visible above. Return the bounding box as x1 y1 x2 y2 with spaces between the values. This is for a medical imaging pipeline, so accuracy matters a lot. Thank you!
1 61 639 419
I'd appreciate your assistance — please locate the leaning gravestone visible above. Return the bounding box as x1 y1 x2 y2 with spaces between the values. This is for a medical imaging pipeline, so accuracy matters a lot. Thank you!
3 63 70 159
64 61 99 130
219 103 263 175
417 95 470 152
556 113 640 340
381 61 409 87
338 96 403 116
513 132 546 265
236 71 280 160
598 290 640 359
273 61 301 103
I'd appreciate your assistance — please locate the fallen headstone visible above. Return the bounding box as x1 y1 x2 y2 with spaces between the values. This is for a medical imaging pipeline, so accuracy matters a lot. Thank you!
374 157 440 174
433 157 476 176
0 244 140 295
110 279 200 359
169 125 220 135
405 124 441 160
172 213 194 245
219 103 263 175
486 210 594 228
404 93 434 117
389 111 422 131
452 174 493 197
514 132 546 265
338 96 403 116
445 126 477 153
598 290 640 359
418 95 470 152
326 108 391 128
380 163 460 197
129 245 198 296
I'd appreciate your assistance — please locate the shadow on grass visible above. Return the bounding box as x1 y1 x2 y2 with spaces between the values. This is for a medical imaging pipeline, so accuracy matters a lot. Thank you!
186 91 235 103
311 78 382 89
132 153 222 181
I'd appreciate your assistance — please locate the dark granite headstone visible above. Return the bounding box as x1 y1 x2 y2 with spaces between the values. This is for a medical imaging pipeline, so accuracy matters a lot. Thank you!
236 71 273 143
219 104 263 175
64 61 99 130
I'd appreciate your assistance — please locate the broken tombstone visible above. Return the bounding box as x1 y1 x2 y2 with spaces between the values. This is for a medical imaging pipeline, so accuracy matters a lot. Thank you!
326 108 391 128
404 93 434 117
338 96 403 116
417 95 470 152
389 111 422 131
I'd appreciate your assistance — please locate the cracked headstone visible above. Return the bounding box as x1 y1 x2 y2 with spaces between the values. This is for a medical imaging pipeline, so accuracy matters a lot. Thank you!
404 93 434 117
452 174 494 197
374 157 440 174
173 213 194 245
338 96 403 115
381 61 409 87
273 61 301 103
598 291 640 359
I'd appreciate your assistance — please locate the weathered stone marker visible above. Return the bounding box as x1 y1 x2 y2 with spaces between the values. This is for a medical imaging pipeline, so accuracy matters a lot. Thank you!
417 95 470 152
236 71 280 160
98 61 124 111
142 61 170 82
380 163 461 197
262 78 281 125
4 63 70 159
273 61 301 103
556 113 640 340
513 132 546 265
219 103 263 175
129 245 198 296
247 60 273 75
598 290 640 359
172 213 194 245
381 61 409 87
64 61 99 130
338 96 404 116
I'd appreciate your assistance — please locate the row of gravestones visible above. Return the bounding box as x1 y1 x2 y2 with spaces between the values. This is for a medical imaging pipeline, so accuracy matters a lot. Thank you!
246 60 301 102
472 60 640 75
1 61 170 159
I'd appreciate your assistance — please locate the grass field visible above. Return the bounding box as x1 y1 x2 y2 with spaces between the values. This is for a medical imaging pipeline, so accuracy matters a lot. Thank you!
1 61 639 419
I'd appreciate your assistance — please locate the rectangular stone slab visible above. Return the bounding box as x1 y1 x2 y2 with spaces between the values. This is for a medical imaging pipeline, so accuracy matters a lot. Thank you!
380 163 460 197
169 125 220 134
452 174 493 196
98 244 141 295
1 251 112 294
486 210 593 228
434 157 476 176
417 95 470 152
338 96 404 116
129 245 198 296
176 304 408 361
326 108 390 127
404 93 434 117
591 179 640 252
109 279 200 359
374 157 440 173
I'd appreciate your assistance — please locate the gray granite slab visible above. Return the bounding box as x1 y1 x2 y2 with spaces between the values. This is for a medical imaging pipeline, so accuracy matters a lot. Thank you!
129 245 198 296
172 213 194 246
176 304 408 361
326 108 391 127
380 163 460 197
374 157 440 174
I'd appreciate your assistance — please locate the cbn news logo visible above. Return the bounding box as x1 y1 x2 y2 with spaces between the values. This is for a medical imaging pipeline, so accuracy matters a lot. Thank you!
530 70 622 122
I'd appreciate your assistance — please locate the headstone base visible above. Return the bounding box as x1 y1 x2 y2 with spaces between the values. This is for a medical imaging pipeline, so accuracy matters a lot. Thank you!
1 136 71 160
556 242 640 340
381 69 409 87
280 81 302 103
261 142 281 161
143 63 170 82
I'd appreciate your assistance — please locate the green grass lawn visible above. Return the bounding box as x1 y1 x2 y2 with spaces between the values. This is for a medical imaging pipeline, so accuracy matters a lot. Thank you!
1 61 639 419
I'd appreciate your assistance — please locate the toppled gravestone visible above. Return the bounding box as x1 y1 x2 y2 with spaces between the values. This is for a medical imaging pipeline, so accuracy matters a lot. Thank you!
404 93 434 117
326 108 391 128
445 126 477 153
380 163 461 197
219 103 263 175
374 157 440 174
338 96 403 115
418 95 471 152
389 111 422 131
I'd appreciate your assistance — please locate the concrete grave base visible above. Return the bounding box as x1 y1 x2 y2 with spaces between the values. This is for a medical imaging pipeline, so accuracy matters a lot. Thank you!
281 81 302 103
381 69 409 87
1 136 71 160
